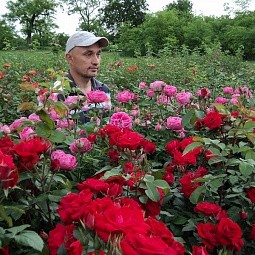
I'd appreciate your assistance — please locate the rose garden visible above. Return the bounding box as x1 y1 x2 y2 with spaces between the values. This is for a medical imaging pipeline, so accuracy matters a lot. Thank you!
1 47 255 255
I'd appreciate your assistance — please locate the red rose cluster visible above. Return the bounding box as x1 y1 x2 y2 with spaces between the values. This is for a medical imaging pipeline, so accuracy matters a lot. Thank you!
48 176 186 255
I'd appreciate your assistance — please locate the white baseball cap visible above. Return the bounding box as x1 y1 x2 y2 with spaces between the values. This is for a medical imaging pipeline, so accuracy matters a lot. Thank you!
65 31 109 54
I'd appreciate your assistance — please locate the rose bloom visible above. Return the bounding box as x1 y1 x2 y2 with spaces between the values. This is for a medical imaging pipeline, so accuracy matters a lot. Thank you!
51 150 77 171
49 108 62 120
196 88 211 98
164 85 177 97
249 223 255 240
203 111 226 130
223 87 234 94
165 116 183 131
194 202 222 216
176 92 192 106
141 139 156 154
48 224 82 255
155 123 162 131
215 97 228 104
9 117 28 130
19 127 35 141
0 136 14 154
0 150 16 183
165 139 180 156
197 222 221 250
64 95 84 106
150 80 165 92
146 89 155 97
157 95 171 105
192 246 209 255
94 205 151 243
110 112 132 129
116 90 135 103
77 178 109 194
139 82 147 89
57 119 75 129
69 138 93 154
246 187 255 203
120 233 177 255
87 90 108 103
230 95 240 105
217 218 244 252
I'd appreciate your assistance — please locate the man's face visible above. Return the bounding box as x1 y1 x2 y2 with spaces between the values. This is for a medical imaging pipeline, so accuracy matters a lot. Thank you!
66 43 101 78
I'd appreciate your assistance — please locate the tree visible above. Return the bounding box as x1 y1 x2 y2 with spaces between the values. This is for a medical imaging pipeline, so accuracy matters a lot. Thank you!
0 19 16 50
100 0 148 36
4 0 58 47
61 0 103 33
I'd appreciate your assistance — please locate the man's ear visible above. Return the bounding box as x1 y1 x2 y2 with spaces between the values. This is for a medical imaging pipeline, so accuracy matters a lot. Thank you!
66 53 73 64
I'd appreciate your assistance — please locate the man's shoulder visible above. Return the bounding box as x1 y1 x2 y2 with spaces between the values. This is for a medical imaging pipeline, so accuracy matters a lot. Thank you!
93 78 110 93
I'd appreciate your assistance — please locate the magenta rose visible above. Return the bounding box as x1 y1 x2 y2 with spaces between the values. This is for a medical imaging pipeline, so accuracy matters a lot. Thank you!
176 92 192 106
110 112 132 129
51 150 77 170
164 85 177 97
69 138 93 154
116 90 135 103
87 90 108 103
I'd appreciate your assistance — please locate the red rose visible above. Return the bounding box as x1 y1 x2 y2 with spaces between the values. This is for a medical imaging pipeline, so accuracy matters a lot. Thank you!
192 246 209 255
162 172 175 184
197 222 221 250
141 139 156 154
194 202 222 217
0 136 14 154
77 178 109 194
249 223 255 240
203 111 226 130
123 162 135 174
171 240 186 255
120 233 177 255
2 169 18 189
94 205 150 242
0 151 15 180
57 189 93 224
0 245 10 255
48 224 79 255
107 183 123 198
87 133 97 143
165 139 180 156
108 149 120 160
246 187 255 203
217 218 244 252
103 124 121 137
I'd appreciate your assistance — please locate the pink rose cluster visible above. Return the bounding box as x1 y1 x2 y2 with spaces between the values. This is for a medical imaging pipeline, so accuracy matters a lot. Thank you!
51 150 77 170
69 138 93 154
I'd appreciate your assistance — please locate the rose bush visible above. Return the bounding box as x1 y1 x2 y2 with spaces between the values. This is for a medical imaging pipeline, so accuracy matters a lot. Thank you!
1 48 255 254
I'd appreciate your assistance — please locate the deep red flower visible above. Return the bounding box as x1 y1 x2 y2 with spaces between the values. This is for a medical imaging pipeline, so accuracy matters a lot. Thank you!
246 187 255 204
197 222 221 250
249 223 255 240
203 111 226 130
87 133 97 143
123 161 135 174
0 136 14 154
107 183 123 198
165 139 180 156
120 233 177 255
217 218 244 252
192 246 209 255
94 205 150 242
0 245 10 255
194 202 222 217
141 139 156 154
48 224 79 255
77 178 109 194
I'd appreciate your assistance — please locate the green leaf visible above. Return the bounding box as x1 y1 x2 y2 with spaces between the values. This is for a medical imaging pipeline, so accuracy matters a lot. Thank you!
7 225 30 235
189 186 206 204
17 102 34 112
49 130 66 143
182 142 203 156
139 195 148 204
14 230 43 252
145 182 160 202
181 110 195 128
239 161 253 178
154 180 170 190
144 174 154 183
103 169 121 179
0 205 12 227
36 109 55 129
35 122 51 138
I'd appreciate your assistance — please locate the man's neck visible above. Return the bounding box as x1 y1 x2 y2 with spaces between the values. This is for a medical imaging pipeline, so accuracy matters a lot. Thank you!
70 71 92 95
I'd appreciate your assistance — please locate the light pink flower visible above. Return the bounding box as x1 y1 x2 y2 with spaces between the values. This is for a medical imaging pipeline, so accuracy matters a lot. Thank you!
51 150 77 170
0 125 10 134
9 117 28 130
155 124 162 131
223 87 234 94
176 92 192 106
70 138 93 154
165 116 183 131
50 108 62 121
19 127 35 141
28 113 41 122
110 112 132 129
157 95 171 105
57 119 75 129
146 90 155 97
164 85 177 97
116 90 135 103
131 110 140 116
87 90 108 103
235 87 253 98
139 82 147 89
64 95 84 106
117 61 122 66
149 80 164 91
215 97 228 104
230 95 240 105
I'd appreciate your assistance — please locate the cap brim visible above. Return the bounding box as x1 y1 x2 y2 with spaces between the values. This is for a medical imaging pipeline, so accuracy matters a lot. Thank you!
77 37 109 48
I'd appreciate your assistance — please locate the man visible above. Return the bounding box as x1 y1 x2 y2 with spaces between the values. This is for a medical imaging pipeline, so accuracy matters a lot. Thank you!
58 31 111 124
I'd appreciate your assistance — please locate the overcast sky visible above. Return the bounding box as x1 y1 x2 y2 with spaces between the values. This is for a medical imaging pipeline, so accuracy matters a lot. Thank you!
1 0 255 36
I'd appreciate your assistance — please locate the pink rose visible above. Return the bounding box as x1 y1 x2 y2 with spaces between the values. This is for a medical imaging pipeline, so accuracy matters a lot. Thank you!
116 90 135 103
110 112 132 129
51 150 77 170
57 119 75 129
139 82 147 89
230 95 240 105
176 92 192 106
149 80 164 92
50 108 62 121
19 127 35 141
223 87 234 94
155 124 162 131
215 97 228 104
28 113 41 122
64 95 84 106
9 117 28 130
87 90 108 103
165 116 183 131
0 125 10 134
146 90 155 97
157 95 171 105
163 85 177 97
69 138 93 154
